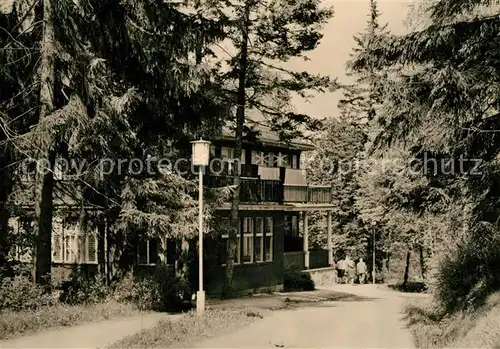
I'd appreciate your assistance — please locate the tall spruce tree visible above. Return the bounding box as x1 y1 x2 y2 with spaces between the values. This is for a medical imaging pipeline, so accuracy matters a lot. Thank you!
193 0 336 297
1 0 228 284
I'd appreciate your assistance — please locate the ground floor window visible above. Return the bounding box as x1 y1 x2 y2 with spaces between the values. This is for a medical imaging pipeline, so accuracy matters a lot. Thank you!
59 220 97 264
138 238 159 265
138 238 176 265
8 217 97 264
221 216 273 265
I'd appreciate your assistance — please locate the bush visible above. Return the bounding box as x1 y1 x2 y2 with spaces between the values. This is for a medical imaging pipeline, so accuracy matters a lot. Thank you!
0 275 56 311
59 273 109 305
433 227 500 313
403 293 500 349
283 267 315 292
112 266 192 312
112 272 158 310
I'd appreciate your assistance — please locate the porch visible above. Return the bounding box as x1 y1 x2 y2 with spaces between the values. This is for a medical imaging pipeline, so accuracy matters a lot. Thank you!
283 210 335 271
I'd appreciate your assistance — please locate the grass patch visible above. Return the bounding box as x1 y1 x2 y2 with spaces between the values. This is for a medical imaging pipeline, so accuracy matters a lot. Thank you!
403 292 500 348
108 308 267 348
0 300 142 340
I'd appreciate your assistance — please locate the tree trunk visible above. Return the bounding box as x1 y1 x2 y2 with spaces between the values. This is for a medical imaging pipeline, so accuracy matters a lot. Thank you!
419 244 427 283
403 249 411 288
222 1 250 299
33 0 55 285
0 166 13 276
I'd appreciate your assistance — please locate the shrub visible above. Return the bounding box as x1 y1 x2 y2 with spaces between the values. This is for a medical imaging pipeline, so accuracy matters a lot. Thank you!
112 266 192 312
59 272 109 305
0 275 56 311
112 272 158 310
283 267 315 292
432 226 500 313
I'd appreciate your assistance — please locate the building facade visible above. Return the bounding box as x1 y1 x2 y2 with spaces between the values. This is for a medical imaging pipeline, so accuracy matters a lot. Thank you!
7 121 336 294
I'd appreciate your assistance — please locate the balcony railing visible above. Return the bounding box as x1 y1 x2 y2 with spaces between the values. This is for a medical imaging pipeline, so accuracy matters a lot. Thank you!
283 185 332 203
205 175 283 203
206 175 332 204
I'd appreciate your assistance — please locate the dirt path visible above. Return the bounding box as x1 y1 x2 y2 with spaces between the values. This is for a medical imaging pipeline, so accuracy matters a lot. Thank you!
190 285 415 348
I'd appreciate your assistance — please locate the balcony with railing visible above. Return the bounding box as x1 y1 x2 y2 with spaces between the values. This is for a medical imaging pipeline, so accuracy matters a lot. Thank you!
205 175 332 204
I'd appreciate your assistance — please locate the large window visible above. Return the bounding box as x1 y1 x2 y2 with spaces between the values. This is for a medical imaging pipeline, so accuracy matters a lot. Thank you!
60 220 97 264
221 216 273 265
251 150 296 169
8 217 97 264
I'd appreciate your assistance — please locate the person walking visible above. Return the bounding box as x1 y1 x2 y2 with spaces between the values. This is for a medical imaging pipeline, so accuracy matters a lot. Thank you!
357 258 367 284
346 256 356 285
336 258 346 284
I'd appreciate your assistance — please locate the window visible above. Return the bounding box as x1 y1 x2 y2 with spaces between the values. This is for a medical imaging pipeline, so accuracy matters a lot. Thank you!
62 221 97 264
221 147 245 173
8 217 33 263
264 217 273 261
252 151 262 165
265 152 278 167
221 146 234 160
292 154 299 169
291 216 298 236
8 217 96 264
221 218 241 265
279 153 291 168
242 217 253 263
254 217 264 262
284 215 292 236
138 238 159 265
221 216 271 265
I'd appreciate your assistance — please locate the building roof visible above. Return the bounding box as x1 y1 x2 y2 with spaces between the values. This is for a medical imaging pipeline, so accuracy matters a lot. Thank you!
215 118 315 151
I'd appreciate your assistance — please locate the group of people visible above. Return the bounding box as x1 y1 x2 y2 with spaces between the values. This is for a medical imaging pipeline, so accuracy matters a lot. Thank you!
335 256 367 284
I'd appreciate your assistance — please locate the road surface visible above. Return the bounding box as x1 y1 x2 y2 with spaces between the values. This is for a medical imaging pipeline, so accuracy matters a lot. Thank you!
189 284 415 348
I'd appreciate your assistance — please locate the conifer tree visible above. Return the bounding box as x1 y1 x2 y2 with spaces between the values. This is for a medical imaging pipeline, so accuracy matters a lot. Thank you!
1 0 228 283
351 0 500 301
194 0 336 297
306 0 387 265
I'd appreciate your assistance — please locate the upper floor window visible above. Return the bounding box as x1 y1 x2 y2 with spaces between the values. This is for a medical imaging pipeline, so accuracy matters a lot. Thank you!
221 147 246 164
251 151 297 169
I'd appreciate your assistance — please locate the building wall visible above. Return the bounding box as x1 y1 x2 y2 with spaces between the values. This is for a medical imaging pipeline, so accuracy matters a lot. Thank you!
206 211 285 296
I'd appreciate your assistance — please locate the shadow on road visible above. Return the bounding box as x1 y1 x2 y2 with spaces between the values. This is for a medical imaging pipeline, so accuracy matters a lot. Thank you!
207 289 379 312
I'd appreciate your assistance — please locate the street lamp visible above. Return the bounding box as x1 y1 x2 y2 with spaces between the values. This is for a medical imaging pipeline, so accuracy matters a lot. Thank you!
191 139 211 315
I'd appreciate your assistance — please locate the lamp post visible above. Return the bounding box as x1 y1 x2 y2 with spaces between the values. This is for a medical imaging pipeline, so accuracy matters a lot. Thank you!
191 139 211 315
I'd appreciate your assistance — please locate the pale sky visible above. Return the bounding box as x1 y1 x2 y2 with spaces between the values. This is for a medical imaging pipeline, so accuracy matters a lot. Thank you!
289 0 410 119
